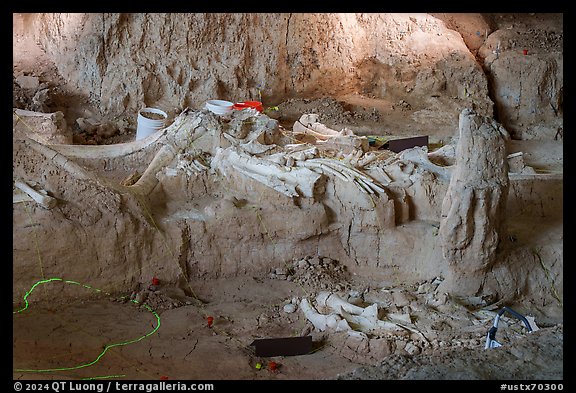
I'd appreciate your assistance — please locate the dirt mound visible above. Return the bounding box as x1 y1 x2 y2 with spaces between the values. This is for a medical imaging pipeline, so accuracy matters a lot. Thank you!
338 324 563 380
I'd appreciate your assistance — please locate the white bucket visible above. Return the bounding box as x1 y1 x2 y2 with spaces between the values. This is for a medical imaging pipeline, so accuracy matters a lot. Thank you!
205 99 233 116
136 108 168 140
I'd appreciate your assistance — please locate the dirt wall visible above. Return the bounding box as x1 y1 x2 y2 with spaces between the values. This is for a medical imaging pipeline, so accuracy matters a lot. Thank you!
478 14 563 140
30 13 492 125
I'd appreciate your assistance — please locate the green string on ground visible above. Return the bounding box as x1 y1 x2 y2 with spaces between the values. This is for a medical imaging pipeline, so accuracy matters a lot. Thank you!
82 375 127 380
13 278 161 374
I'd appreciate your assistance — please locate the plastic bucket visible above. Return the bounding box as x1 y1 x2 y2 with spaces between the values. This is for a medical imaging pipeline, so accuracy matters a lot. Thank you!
136 108 168 140
233 101 264 112
205 99 234 116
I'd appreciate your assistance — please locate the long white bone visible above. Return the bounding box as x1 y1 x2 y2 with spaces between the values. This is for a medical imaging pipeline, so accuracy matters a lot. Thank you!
293 114 354 140
127 144 176 195
14 180 57 209
212 146 321 198
299 298 352 332
120 112 214 195
296 158 386 194
357 152 379 168
23 138 93 182
317 292 404 332
398 146 453 182
310 292 407 333
316 291 365 314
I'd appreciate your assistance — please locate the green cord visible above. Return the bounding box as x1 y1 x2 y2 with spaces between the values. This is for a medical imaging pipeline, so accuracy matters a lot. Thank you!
13 278 161 373
82 374 126 380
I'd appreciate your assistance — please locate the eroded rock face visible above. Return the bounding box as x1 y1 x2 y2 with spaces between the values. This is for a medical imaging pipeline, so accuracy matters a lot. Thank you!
478 19 563 140
29 13 492 124
430 13 493 54
485 52 562 140
439 109 509 295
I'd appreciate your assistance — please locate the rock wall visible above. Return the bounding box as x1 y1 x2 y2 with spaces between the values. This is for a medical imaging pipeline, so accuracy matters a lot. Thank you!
430 13 493 55
478 15 563 139
21 13 563 140
30 13 492 124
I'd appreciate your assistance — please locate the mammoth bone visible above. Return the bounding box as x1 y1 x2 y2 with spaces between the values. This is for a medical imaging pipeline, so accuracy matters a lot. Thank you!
300 291 417 335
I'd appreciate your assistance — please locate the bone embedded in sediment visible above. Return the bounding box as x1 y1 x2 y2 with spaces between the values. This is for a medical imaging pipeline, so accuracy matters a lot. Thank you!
299 298 352 332
14 180 57 209
366 166 393 185
211 146 322 198
13 108 72 145
24 138 94 182
398 146 452 182
173 151 211 177
357 152 379 168
127 144 176 195
293 114 341 140
316 291 366 315
302 292 406 334
239 139 277 155
297 158 386 194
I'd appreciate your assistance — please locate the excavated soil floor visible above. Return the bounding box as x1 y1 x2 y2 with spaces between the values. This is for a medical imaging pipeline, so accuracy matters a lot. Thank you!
12 273 563 380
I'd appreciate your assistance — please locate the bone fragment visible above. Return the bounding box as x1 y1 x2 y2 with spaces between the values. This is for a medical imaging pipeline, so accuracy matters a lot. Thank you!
303 292 406 334
212 147 321 198
127 144 176 195
297 158 386 194
14 180 57 209
398 146 453 182
299 298 352 332
316 291 366 315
